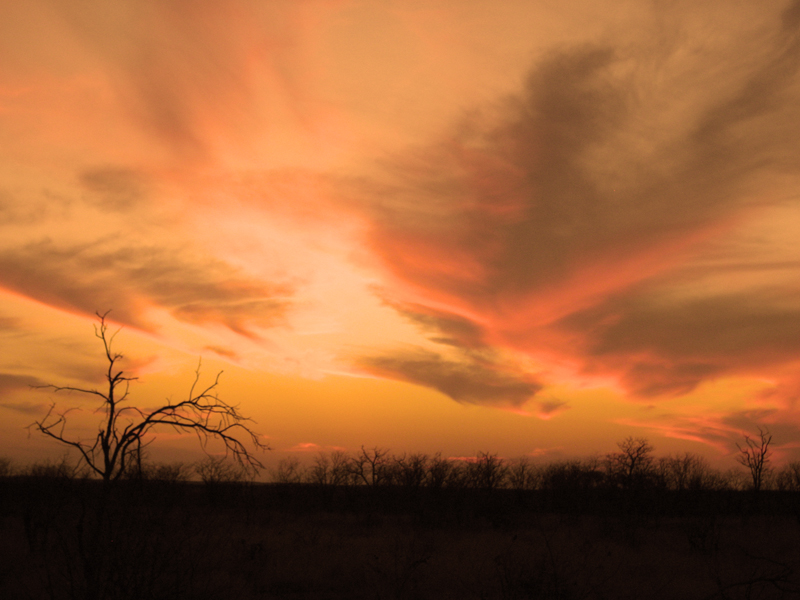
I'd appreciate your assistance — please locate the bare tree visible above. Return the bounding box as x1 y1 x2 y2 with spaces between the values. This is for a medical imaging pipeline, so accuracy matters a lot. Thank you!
657 452 708 491
426 452 454 489
308 450 354 486
508 457 540 491
775 461 800 492
194 455 249 485
349 446 391 486
272 456 304 484
467 451 509 490
308 452 331 485
146 461 191 484
735 427 773 492
30 311 267 483
393 452 429 490
605 437 655 488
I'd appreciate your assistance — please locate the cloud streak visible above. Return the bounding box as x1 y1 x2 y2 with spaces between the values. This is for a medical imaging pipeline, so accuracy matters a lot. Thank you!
0 373 46 395
353 1 800 406
0 238 293 336
359 347 542 407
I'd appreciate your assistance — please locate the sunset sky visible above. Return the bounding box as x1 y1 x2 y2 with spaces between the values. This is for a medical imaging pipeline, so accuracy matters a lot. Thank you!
2 0 800 470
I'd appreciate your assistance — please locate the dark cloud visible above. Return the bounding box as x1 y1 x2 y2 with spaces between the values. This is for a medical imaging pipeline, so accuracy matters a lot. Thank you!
693 0 800 153
174 299 288 339
0 401 49 415
203 345 238 359
0 373 46 394
79 167 149 211
575 294 800 360
0 316 22 332
0 238 293 335
0 373 51 415
384 299 486 349
720 409 800 452
353 4 800 400
783 0 800 29
362 300 544 408
722 409 780 433
367 23 800 298
537 398 569 417
559 289 800 396
0 188 53 225
359 348 542 407
621 362 722 398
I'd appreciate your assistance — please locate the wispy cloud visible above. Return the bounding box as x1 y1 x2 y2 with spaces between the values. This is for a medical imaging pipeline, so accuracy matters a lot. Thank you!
0 373 46 395
558 289 800 397
0 400 49 415
387 300 487 349
79 167 149 211
535 399 569 420
358 347 542 407
351 1 800 407
0 238 293 335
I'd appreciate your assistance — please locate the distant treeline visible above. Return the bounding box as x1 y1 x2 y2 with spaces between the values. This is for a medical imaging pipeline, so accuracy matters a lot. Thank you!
4 436 799 494
269 441 800 494
5 450 800 600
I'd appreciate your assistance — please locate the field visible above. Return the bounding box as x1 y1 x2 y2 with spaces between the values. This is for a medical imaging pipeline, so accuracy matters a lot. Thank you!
2 474 800 600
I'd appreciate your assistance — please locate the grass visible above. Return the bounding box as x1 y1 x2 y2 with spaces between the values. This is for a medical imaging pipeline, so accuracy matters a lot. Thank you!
2 474 800 599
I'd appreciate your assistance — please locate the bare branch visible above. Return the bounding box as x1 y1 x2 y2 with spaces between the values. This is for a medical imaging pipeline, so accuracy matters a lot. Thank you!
29 311 268 483
735 427 773 492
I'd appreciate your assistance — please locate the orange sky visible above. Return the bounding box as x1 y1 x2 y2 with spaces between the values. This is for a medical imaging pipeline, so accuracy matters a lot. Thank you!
2 0 800 470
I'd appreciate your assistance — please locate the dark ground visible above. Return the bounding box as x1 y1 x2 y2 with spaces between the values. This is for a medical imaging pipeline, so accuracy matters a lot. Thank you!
2 477 800 600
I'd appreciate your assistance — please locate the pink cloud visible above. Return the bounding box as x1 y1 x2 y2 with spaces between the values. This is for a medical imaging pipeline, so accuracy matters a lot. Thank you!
346 9 800 417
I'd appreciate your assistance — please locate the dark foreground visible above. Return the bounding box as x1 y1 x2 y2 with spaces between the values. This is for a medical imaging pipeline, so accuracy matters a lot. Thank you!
2 477 800 600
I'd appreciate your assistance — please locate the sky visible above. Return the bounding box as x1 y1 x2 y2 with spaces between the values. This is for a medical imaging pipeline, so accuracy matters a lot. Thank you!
2 0 800 470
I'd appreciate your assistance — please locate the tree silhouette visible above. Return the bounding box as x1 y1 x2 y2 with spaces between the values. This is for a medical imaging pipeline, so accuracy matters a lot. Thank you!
735 427 772 492
31 311 267 483
606 437 654 488
349 446 391 486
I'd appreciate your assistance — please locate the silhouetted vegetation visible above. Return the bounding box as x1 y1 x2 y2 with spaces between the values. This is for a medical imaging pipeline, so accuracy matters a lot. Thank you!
735 426 773 493
4 431 800 599
30 312 267 483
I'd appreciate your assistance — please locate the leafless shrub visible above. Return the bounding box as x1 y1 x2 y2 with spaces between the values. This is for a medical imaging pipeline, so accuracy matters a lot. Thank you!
466 451 509 490
272 456 304 484
330 450 356 486
657 452 711 491
392 452 430 489
307 450 356 486
701 468 733 492
23 455 87 479
541 459 603 491
426 453 454 489
147 461 191 483
775 461 800 492
444 460 470 489
719 467 750 491
194 455 248 484
0 456 14 477
508 457 541 491
307 452 331 485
